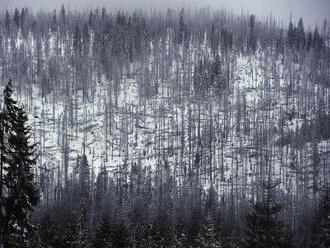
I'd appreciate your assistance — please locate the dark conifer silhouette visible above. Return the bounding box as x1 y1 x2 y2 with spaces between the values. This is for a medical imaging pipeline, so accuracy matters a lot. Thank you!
310 187 330 248
0 80 39 247
92 216 112 248
242 180 294 248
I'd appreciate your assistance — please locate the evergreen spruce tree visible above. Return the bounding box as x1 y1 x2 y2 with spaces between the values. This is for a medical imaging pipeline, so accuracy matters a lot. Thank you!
242 180 295 248
5 10 11 33
296 18 305 50
178 8 185 45
92 216 112 248
248 15 257 52
78 154 90 203
287 21 295 48
73 25 82 56
38 214 65 248
63 217 80 248
310 187 330 248
60 4 66 25
13 8 20 28
63 210 89 248
1 80 40 247
195 214 222 248
306 31 313 51
211 55 223 96
108 218 130 248
194 60 207 98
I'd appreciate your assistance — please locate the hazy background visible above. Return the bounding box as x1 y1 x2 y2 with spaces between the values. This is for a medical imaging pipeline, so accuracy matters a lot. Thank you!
1 0 329 26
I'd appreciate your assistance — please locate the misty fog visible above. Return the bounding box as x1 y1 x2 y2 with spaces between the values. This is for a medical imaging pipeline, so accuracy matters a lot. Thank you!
2 0 329 26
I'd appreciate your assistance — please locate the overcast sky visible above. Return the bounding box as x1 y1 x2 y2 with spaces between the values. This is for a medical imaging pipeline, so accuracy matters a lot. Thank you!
2 0 329 27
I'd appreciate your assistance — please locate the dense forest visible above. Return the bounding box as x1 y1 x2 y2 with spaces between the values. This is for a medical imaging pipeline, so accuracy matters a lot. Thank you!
0 5 329 248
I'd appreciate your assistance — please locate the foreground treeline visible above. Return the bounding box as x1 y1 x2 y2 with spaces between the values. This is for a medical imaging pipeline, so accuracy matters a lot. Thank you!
0 4 329 248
